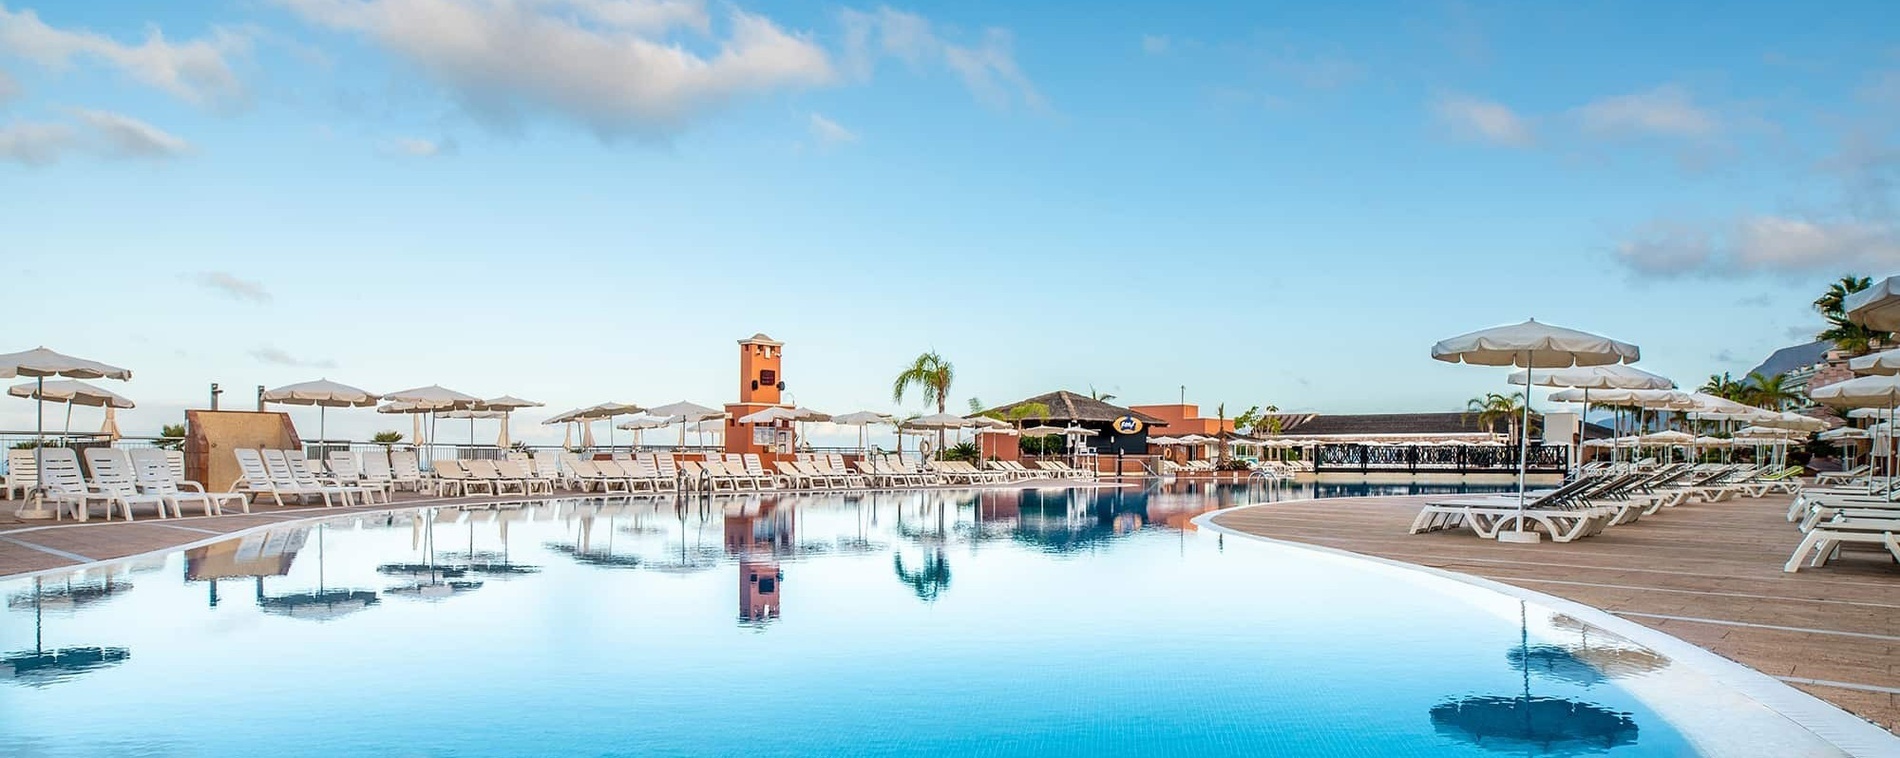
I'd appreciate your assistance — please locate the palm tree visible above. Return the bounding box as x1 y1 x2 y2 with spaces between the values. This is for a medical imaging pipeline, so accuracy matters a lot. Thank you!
1466 392 1524 444
1742 371 1799 410
1088 384 1116 402
893 550 951 602
1700 372 1746 401
1814 275 1890 355
893 352 955 449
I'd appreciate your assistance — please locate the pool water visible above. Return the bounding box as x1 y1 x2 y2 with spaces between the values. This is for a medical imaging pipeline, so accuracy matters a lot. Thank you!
0 482 1851 756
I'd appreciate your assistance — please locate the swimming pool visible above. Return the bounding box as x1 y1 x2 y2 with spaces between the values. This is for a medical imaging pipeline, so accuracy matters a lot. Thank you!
0 482 1870 756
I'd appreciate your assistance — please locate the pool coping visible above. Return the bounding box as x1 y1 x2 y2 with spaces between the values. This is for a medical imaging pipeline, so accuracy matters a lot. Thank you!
1193 497 1900 758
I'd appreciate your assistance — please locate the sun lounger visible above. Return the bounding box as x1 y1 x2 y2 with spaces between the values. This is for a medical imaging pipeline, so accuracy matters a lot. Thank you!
80 447 173 520
4 448 39 500
27 448 95 520
464 459 529 496
1784 517 1900 572
1815 465 1870 487
389 450 429 492
430 459 494 497
533 451 569 490
325 451 391 504
1411 475 1612 540
282 450 368 505
131 448 246 516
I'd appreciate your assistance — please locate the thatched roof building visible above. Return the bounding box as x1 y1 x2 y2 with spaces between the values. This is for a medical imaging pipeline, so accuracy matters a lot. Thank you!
975 390 1167 426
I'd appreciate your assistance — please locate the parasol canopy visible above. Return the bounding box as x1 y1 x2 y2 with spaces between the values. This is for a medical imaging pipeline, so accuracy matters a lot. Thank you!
1431 320 1640 368
1843 275 1900 332
1508 365 1673 390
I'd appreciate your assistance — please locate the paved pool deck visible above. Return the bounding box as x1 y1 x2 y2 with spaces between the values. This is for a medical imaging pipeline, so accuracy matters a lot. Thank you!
1209 488 1900 736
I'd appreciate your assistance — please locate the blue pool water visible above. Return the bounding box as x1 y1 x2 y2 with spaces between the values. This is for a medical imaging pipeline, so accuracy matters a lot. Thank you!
0 482 1849 756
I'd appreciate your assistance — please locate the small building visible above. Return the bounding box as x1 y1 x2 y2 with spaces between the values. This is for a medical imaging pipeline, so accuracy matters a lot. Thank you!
977 390 1167 456
724 333 790 456
1126 404 1234 437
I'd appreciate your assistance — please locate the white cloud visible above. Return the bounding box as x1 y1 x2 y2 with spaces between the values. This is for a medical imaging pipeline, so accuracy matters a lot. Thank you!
1573 85 1718 139
808 112 856 146
384 136 455 157
0 4 250 107
942 28 1043 111
0 109 188 165
192 271 272 303
1431 94 1533 147
1612 215 1900 277
250 346 336 369
1257 46 1361 91
1141 34 1169 55
0 120 71 165
71 108 190 158
534 0 710 33
840 7 1043 111
278 0 834 139
0 67 17 105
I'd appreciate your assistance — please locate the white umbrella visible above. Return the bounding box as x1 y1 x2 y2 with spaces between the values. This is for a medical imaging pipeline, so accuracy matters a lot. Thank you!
738 407 799 424
1843 276 1900 332
7 380 135 439
647 401 725 448
0 348 131 516
1847 347 1900 375
1432 320 1639 541
99 406 121 443
1819 427 1870 441
1018 425 1068 436
381 385 480 464
475 396 542 449
1513 365 1674 467
614 413 676 448
262 379 380 444
382 385 480 410
832 411 895 458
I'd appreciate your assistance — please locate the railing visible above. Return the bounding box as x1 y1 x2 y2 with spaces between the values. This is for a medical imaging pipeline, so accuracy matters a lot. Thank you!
1312 443 1568 475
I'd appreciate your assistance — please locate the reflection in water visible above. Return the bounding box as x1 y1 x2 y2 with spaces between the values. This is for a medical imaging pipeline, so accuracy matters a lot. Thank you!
1431 602 1641 755
1 578 130 687
0 482 1764 756
1430 696 1639 754
253 525 381 622
725 501 792 625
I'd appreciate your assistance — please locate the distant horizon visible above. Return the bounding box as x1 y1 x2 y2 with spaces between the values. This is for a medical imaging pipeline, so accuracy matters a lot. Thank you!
6 1 1896 442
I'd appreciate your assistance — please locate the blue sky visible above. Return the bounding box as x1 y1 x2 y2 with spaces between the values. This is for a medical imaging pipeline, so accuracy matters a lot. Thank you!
4 0 1898 442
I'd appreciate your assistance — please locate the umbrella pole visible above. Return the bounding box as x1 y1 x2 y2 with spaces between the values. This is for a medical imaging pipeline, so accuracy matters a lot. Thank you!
319 405 327 447
63 400 73 441
1516 350 1531 523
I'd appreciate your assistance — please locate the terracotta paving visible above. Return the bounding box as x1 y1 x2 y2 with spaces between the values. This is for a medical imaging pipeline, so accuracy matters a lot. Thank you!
1210 489 1900 736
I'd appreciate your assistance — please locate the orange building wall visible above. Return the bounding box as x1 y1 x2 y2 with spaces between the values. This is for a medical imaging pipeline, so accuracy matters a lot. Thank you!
1128 404 1233 436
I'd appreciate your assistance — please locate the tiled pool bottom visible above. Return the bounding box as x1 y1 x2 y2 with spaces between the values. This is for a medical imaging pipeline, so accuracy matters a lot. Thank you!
0 485 1857 756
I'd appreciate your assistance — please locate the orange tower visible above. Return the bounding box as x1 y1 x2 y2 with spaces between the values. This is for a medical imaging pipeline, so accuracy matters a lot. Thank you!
725 333 790 455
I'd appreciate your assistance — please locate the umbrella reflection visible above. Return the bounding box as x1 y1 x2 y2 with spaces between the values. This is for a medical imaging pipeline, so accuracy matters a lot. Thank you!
2 578 130 687
1430 695 1638 754
254 524 380 622
384 581 485 600
1432 601 1640 754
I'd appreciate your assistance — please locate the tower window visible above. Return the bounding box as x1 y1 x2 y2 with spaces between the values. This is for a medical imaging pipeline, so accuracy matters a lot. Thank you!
759 369 776 386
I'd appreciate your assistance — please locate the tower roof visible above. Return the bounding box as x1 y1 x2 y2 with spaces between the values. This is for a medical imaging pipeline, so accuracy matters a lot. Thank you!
738 333 783 346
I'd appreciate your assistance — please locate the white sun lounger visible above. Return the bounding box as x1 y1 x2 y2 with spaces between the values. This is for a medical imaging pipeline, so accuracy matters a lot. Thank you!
130 447 247 516
1783 518 1900 572
81 447 174 520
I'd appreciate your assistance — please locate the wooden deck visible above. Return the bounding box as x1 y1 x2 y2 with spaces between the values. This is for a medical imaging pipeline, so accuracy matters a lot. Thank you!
1210 489 1900 736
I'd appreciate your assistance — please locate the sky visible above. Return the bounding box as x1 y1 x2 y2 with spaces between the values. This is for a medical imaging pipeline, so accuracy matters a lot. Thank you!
3 0 1899 444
